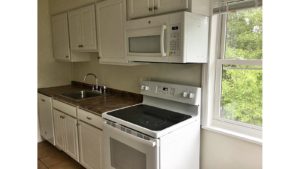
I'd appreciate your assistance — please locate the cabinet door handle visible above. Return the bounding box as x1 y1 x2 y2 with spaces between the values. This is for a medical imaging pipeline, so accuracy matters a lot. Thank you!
60 115 65 119
65 55 69 58
78 44 84 48
41 99 45 102
149 7 153 11
86 117 92 120
154 6 158 10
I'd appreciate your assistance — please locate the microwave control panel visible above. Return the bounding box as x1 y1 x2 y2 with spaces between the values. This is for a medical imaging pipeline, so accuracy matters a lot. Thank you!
169 25 181 56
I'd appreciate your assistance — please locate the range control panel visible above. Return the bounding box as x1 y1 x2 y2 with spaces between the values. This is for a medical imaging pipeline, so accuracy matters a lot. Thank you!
140 81 201 105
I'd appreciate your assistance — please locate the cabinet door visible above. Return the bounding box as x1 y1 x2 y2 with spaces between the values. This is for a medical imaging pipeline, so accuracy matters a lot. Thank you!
96 0 127 63
154 0 188 14
69 5 97 51
64 115 79 161
51 13 71 61
127 0 154 19
78 121 102 169
38 94 55 145
80 5 97 51
69 8 83 50
53 109 66 150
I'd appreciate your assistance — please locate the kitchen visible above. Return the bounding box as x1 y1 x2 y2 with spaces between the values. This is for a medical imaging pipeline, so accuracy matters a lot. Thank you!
3 0 299 169
39 0 261 169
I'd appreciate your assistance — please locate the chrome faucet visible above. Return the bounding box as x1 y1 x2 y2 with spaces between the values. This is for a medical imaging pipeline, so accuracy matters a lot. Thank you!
83 73 99 92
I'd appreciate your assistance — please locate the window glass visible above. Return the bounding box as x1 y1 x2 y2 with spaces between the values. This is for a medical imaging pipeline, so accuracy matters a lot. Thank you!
224 8 262 59
220 64 262 126
217 7 263 128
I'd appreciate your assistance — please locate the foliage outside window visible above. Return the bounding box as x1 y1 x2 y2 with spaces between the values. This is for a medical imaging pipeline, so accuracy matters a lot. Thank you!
215 7 262 129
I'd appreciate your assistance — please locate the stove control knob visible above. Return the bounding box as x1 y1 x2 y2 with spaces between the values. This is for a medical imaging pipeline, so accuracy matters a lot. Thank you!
144 86 150 91
182 92 188 98
188 93 195 99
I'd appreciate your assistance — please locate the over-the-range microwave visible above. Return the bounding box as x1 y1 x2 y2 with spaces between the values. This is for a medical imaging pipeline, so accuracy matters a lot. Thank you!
126 11 209 63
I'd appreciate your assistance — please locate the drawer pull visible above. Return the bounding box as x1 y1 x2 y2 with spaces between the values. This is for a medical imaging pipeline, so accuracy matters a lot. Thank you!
86 117 92 120
41 99 45 102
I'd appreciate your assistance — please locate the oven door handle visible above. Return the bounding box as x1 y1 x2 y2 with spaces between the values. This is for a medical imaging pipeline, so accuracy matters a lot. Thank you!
104 121 157 147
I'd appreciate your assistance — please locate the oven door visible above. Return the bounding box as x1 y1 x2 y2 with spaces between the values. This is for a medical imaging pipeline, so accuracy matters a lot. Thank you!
103 120 159 169
127 25 167 59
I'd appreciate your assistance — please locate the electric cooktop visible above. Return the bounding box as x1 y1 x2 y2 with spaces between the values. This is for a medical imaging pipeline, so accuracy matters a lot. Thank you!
107 104 191 131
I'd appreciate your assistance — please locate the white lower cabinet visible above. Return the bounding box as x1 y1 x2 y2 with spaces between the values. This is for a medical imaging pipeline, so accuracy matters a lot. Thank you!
78 120 102 169
38 94 55 145
53 109 79 161
50 99 103 168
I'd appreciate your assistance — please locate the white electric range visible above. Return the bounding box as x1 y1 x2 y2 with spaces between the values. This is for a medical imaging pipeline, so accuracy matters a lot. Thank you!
102 81 201 169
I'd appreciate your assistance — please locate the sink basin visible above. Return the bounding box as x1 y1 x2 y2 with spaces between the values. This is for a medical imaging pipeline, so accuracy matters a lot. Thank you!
61 90 104 100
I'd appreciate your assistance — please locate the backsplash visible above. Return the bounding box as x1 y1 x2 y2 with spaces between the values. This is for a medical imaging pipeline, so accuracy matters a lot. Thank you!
72 54 202 93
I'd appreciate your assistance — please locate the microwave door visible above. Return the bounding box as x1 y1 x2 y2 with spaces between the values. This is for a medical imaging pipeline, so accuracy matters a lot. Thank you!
127 25 166 58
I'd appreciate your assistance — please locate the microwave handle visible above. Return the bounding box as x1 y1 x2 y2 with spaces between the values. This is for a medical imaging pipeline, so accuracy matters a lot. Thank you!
103 121 157 147
160 25 167 56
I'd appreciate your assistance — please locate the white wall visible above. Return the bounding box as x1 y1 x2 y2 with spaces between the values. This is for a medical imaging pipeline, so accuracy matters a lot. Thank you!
38 0 72 88
72 54 202 93
201 130 262 169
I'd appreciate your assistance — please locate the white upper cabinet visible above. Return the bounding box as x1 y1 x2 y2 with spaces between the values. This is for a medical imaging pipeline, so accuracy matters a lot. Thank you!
127 0 210 19
69 5 97 51
96 0 128 64
51 12 90 62
52 13 71 61
127 0 154 19
154 0 188 15
49 0 94 15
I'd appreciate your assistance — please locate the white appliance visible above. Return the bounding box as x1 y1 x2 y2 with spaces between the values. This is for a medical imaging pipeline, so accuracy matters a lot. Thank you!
126 11 209 63
102 81 201 169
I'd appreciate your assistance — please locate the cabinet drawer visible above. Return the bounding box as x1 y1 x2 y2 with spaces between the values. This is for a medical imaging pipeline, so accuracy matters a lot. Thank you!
53 99 77 118
38 94 52 105
78 109 103 129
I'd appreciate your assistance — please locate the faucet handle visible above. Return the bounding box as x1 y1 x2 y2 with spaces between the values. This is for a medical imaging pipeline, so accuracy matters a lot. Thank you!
102 85 107 94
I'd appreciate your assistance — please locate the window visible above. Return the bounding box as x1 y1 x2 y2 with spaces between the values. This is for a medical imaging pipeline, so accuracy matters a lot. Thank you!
204 6 262 142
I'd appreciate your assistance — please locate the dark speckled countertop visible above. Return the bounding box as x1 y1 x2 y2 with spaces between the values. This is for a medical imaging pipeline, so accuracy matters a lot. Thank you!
38 81 143 116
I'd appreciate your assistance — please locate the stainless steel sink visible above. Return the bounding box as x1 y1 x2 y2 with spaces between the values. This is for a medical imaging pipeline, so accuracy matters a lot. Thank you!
61 90 104 100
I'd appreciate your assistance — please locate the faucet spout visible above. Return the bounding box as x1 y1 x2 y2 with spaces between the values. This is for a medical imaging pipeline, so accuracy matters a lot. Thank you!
83 73 99 91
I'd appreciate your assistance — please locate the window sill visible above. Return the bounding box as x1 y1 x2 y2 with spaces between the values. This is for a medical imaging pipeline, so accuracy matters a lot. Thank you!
202 125 262 145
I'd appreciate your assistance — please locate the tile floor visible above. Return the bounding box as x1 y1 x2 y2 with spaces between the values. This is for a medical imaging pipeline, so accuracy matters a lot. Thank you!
38 141 85 169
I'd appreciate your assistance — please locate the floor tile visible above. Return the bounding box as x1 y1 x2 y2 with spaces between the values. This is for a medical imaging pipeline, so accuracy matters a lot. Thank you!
38 141 53 159
38 160 48 169
48 161 85 169
38 141 83 168
40 150 70 167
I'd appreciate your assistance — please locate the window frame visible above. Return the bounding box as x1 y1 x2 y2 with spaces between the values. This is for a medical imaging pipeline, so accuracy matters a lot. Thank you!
202 8 262 143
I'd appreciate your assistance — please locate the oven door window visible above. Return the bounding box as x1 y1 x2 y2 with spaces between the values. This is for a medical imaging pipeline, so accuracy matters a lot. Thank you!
129 35 161 54
103 122 159 169
110 138 146 169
